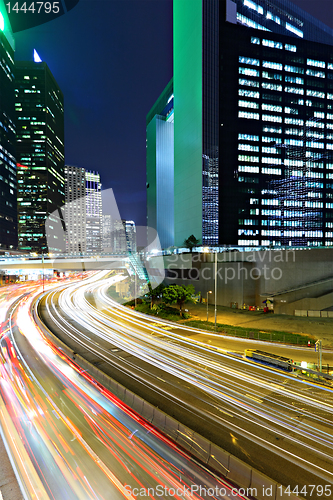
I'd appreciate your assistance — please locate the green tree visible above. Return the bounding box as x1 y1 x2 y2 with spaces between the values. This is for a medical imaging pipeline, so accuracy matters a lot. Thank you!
146 282 165 308
183 235 200 252
162 284 195 316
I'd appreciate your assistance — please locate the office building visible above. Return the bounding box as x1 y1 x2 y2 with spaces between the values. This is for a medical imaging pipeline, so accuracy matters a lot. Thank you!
146 79 174 250
85 170 102 253
124 220 137 253
102 214 112 251
0 6 17 249
64 165 86 253
15 52 65 252
147 0 333 248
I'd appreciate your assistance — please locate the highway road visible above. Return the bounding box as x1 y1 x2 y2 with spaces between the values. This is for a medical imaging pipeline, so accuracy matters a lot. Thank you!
0 277 250 500
39 273 333 498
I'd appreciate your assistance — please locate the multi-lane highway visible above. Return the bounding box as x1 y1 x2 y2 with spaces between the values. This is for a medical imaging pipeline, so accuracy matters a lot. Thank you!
0 277 250 500
39 273 333 498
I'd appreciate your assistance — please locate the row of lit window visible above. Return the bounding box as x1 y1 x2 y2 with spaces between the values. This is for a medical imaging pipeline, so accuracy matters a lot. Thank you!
252 38 296 52
240 77 333 89
241 2 303 37
239 66 333 80
239 112 333 124
238 165 333 178
239 89 333 99
240 55 333 71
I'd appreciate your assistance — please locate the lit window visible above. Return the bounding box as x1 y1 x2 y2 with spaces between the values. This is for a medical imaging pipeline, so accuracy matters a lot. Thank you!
244 0 263 15
238 144 259 152
262 167 281 175
238 89 260 98
285 22 303 38
306 69 325 78
262 136 282 143
262 39 282 49
307 59 325 68
263 126 282 134
238 165 260 173
284 159 303 166
263 61 283 70
239 67 260 77
285 65 304 74
262 157 282 164
285 107 299 115
239 78 260 87
239 56 260 66
327 113 333 120
261 209 281 216
262 115 282 123
285 75 303 84
238 134 259 141
285 86 304 95
262 147 277 154
237 13 270 31
262 104 282 112
306 171 323 178
285 117 303 125
262 82 282 91
238 155 259 162
328 63 333 70
262 71 282 81
285 44 297 52
306 141 324 149
251 37 260 45
284 139 303 146
328 94 333 100
306 90 325 98
266 13 280 25
238 111 260 120
239 100 259 109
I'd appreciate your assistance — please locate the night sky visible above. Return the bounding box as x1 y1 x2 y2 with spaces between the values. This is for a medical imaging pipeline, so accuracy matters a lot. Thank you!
13 0 333 227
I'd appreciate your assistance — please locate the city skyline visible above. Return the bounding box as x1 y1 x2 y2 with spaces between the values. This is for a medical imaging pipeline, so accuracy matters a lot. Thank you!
11 0 332 231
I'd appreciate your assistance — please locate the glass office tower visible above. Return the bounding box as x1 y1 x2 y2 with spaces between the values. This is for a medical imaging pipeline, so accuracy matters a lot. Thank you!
149 0 333 248
85 170 102 253
0 5 17 250
15 57 65 252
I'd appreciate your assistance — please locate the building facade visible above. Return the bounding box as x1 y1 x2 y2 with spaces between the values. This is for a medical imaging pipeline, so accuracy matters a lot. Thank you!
146 79 174 249
0 6 17 249
15 55 65 252
85 170 102 253
147 0 333 249
64 165 86 253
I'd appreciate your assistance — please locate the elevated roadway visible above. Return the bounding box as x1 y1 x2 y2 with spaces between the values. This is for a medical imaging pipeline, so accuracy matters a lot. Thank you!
38 273 333 499
0 279 247 500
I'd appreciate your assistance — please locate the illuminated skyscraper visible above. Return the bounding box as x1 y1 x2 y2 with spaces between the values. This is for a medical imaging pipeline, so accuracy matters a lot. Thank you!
64 165 86 253
147 0 333 248
15 52 65 252
85 170 102 253
0 5 17 249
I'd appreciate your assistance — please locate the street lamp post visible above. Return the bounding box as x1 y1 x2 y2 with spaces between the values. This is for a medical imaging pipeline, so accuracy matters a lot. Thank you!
206 290 212 321
42 253 45 292
214 250 217 329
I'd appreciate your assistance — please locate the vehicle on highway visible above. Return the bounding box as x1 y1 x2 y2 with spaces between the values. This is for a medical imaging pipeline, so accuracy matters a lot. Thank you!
245 349 294 371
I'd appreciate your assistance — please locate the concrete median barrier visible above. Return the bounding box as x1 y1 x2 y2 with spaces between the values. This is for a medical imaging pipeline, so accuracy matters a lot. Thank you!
251 470 277 500
227 455 252 488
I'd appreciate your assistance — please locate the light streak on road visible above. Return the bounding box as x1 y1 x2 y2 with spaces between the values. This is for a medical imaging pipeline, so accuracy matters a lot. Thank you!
0 280 249 500
42 273 333 488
